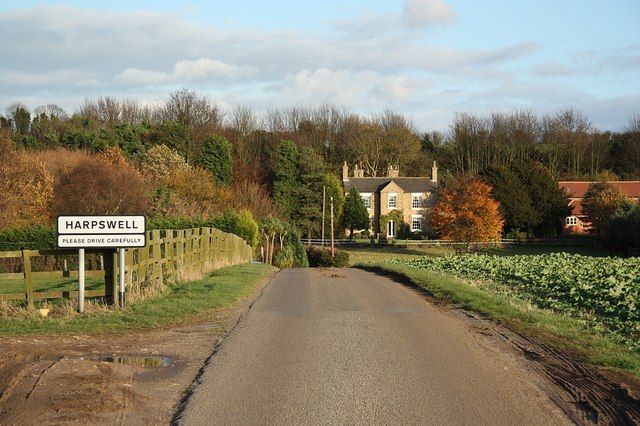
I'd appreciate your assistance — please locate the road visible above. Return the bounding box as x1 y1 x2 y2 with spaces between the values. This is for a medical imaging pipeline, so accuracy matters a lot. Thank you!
177 268 568 425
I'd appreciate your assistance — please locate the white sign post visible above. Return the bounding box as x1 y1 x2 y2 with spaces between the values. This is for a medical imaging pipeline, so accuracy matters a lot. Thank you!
78 248 85 313
57 215 146 312
118 248 126 308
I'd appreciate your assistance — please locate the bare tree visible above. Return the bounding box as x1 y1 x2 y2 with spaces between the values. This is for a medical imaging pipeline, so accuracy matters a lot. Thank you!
627 113 640 132
156 88 223 161
229 104 259 136
33 104 68 119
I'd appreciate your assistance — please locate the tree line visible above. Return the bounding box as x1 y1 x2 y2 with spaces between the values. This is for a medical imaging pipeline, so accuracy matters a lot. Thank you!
1 89 639 249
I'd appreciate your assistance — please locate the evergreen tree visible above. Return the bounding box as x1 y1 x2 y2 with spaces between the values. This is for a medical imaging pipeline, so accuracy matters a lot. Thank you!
272 140 299 219
582 181 627 235
515 160 571 237
294 147 325 237
482 166 539 233
322 173 346 238
197 134 233 186
343 187 370 237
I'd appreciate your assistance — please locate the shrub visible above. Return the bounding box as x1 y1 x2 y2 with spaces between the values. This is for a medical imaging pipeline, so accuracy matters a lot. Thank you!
0 133 54 228
138 144 189 183
285 227 309 267
306 245 349 267
231 179 279 219
273 245 295 268
0 225 56 251
157 166 231 218
51 156 148 216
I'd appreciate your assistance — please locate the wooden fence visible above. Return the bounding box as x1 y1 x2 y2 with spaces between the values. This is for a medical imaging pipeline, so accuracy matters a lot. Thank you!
0 228 253 305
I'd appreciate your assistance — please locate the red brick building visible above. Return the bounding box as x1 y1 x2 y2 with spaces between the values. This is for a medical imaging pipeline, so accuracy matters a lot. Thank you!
559 181 640 234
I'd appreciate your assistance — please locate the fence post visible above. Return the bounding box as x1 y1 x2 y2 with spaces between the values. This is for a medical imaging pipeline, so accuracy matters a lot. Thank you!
103 250 117 305
22 250 34 308
151 230 162 287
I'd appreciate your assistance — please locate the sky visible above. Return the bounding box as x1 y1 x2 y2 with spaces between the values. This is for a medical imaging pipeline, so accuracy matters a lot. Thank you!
0 0 638 131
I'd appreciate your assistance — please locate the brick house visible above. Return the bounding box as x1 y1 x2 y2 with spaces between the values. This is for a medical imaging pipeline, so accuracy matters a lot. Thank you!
559 181 640 234
342 161 438 238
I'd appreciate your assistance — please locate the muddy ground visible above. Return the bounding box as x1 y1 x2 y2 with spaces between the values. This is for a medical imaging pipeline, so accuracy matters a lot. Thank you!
0 270 639 425
0 275 273 425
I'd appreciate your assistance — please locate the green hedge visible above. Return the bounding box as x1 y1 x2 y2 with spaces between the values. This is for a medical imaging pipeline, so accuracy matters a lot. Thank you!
306 245 349 267
0 211 260 251
0 225 57 251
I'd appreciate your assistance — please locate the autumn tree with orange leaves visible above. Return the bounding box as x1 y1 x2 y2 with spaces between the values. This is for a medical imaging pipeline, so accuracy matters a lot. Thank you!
429 176 504 242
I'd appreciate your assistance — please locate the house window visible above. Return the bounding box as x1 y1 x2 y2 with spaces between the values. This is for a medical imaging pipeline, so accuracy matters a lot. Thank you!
566 216 578 226
388 193 397 209
361 193 371 209
412 194 422 209
411 216 422 232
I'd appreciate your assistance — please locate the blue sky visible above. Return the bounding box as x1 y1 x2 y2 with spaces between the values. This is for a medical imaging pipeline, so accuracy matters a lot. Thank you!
0 0 638 130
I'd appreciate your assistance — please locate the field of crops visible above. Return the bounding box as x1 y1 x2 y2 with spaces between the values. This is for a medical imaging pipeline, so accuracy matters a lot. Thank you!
393 253 640 349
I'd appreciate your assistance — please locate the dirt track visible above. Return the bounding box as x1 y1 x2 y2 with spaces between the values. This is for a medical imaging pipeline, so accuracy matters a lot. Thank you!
0 274 272 425
1 268 639 425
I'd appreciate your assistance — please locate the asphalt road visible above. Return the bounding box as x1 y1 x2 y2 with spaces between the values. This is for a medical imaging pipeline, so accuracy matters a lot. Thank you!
178 268 568 425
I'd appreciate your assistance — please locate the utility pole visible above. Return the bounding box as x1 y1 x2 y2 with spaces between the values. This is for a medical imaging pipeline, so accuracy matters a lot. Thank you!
322 185 326 247
330 196 335 257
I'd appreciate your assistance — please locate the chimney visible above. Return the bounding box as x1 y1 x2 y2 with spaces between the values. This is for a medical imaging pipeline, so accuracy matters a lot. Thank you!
431 161 438 183
353 163 364 178
342 161 349 181
387 164 399 178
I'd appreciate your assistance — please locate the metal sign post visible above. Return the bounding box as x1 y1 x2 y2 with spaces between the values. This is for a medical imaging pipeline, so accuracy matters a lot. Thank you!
118 248 126 309
78 248 85 313
57 215 146 313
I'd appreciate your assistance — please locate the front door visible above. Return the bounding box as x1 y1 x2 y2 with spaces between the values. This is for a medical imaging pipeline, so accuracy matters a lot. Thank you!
387 220 396 238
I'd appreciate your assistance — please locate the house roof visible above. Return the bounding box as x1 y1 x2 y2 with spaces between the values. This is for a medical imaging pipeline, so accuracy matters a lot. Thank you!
344 177 436 193
569 199 585 216
559 181 640 198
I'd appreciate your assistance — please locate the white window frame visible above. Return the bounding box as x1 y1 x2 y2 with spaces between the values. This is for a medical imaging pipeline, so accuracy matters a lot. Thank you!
566 216 578 226
361 193 372 209
387 193 397 209
411 215 422 232
411 193 422 210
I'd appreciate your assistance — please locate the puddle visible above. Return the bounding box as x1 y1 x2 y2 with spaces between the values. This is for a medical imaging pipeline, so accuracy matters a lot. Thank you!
78 355 172 367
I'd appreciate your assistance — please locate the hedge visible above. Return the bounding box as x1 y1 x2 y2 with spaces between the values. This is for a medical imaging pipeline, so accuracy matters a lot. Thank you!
306 245 349 267
0 211 260 251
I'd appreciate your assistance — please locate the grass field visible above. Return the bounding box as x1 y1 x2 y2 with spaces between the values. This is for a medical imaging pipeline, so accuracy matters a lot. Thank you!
0 275 104 294
343 241 610 264
0 262 274 335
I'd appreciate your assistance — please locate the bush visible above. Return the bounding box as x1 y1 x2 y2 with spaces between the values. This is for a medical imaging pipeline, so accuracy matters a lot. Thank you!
0 134 54 228
273 245 295 268
157 166 231 218
602 202 640 256
51 156 148 216
285 227 309 267
306 245 349 267
147 212 257 247
0 225 56 251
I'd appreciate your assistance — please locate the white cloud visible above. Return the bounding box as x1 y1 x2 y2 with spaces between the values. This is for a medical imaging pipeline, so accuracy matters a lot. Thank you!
114 68 170 85
403 0 457 28
0 4 636 131
114 58 257 85
173 58 257 81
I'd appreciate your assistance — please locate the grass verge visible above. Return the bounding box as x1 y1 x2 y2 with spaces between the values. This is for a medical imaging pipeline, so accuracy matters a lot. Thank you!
0 262 274 335
357 262 640 377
